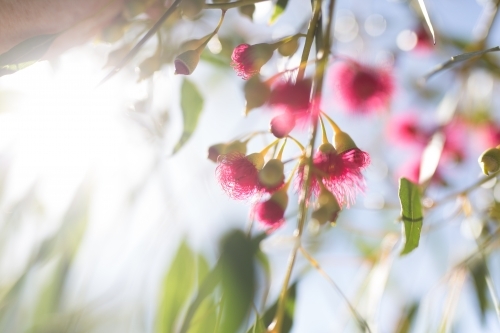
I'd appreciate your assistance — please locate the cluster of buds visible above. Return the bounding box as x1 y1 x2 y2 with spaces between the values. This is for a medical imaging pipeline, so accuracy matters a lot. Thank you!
208 113 370 231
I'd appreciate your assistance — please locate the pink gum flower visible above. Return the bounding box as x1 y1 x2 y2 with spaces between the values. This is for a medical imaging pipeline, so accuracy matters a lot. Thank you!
332 61 394 114
216 152 262 200
297 147 370 207
231 43 275 80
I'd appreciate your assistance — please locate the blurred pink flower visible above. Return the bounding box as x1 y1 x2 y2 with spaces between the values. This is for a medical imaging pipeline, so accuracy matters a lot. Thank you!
473 122 500 151
332 61 394 114
387 113 430 147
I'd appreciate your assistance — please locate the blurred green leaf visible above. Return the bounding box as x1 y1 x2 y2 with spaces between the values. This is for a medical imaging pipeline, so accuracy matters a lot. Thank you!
270 0 289 23
156 241 197 333
394 302 419 333
218 230 256 333
246 282 297 333
468 260 488 323
197 255 210 286
0 34 58 77
186 297 217 333
422 46 500 82
399 178 423 255
173 79 204 154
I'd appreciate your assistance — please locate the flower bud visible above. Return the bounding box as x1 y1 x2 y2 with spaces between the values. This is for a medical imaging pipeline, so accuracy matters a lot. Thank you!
254 188 288 229
318 143 336 154
208 143 227 162
311 188 341 225
270 113 295 138
239 4 255 20
258 159 285 189
246 152 265 170
226 140 247 155
278 38 299 57
479 147 500 175
244 76 271 115
138 55 162 81
174 49 202 75
333 131 357 154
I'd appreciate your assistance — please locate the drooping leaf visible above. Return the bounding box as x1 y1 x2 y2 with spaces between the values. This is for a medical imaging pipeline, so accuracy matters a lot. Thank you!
218 230 256 333
173 79 204 154
394 303 419 333
270 0 289 23
416 0 435 44
156 241 197 333
468 260 489 323
186 297 218 333
422 46 500 82
246 282 297 333
398 178 423 255
0 34 58 77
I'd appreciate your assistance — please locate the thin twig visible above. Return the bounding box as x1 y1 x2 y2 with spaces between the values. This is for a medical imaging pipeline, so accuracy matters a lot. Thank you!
98 0 185 86
299 247 372 332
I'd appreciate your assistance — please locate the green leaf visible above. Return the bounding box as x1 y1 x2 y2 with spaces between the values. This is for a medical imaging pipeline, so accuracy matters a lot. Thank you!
270 0 289 23
399 178 423 255
218 230 256 333
246 282 297 333
416 0 435 44
186 297 217 333
394 303 419 333
468 260 488 323
422 46 500 82
156 241 197 333
0 34 58 77
173 79 204 154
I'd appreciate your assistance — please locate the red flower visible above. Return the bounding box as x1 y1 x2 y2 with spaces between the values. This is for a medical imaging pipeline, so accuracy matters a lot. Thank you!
474 122 500 151
254 199 286 229
270 113 296 138
442 120 466 162
297 145 370 206
254 189 288 230
267 78 318 134
231 43 275 79
332 62 394 114
216 152 262 200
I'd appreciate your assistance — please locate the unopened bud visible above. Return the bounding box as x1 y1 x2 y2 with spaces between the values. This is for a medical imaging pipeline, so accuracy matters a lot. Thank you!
278 38 299 57
180 0 204 19
244 76 271 114
239 4 255 20
270 113 295 138
174 49 202 75
312 188 341 225
479 147 500 175
318 143 336 154
246 153 265 170
226 140 247 155
270 188 289 210
207 143 227 162
333 131 357 154
258 159 285 188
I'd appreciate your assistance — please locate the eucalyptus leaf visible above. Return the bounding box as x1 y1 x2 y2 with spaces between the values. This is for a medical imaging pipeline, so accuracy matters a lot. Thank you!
173 79 204 154
0 34 58 77
270 0 289 23
468 260 488 323
398 178 423 255
394 303 419 333
422 46 500 82
156 241 197 333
